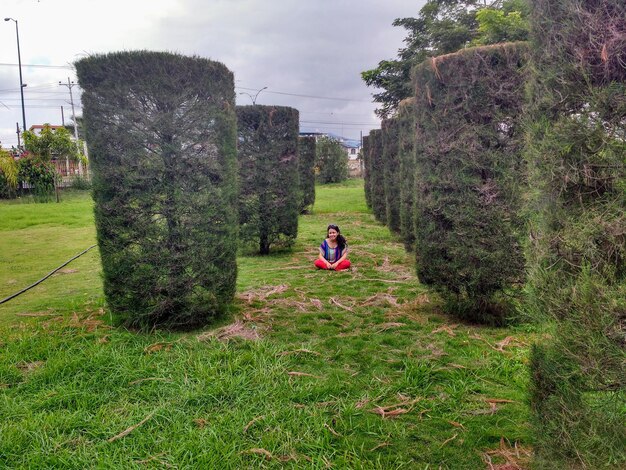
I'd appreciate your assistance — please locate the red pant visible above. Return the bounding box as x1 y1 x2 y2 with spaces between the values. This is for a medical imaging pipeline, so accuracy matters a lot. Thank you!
315 259 351 271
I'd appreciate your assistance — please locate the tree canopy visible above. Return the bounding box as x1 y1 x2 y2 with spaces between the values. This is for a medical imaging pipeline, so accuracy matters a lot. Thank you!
362 0 530 117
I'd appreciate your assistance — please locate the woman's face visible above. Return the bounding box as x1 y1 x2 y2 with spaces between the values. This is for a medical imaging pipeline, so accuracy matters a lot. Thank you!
328 228 338 240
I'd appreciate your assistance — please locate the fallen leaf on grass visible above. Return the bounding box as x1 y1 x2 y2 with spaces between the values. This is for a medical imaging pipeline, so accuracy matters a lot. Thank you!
329 297 354 312
355 398 370 409
107 411 155 443
440 433 458 447
494 336 528 352
97 336 110 344
377 322 406 331
324 423 342 437
448 420 465 429
193 418 209 428
310 298 323 310
370 442 391 452
143 342 172 354
371 407 410 418
243 415 264 433
432 324 459 337
278 348 321 357
287 371 321 379
483 438 532 470
242 448 273 460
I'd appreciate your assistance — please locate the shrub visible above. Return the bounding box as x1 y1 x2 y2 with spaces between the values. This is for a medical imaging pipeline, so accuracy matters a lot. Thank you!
0 149 18 199
18 155 58 202
298 136 316 212
398 98 416 251
382 118 401 233
368 129 386 224
76 51 239 329
315 135 348 184
525 1 626 466
236 105 300 254
412 43 529 324
362 135 372 209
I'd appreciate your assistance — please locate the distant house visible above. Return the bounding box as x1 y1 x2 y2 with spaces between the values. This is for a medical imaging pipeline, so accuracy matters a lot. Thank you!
299 132 362 160
28 124 65 135
299 131 363 177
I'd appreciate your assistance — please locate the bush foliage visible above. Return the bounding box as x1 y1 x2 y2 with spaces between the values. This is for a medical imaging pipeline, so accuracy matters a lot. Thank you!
397 98 416 251
382 118 401 233
368 129 386 224
361 135 371 209
525 1 626 466
236 105 300 254
76 51 239 329
297 136 316 212
315 135 348 184
412 43 529 324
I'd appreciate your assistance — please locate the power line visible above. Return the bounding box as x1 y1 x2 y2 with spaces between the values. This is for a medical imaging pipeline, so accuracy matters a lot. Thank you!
0 62 73 69
236 86 372 103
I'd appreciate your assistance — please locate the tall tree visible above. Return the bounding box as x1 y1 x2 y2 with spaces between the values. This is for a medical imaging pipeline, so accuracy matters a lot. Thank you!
362 0 530 117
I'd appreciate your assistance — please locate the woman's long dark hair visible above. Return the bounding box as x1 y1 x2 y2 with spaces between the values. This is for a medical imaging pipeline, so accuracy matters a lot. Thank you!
327 224 347 250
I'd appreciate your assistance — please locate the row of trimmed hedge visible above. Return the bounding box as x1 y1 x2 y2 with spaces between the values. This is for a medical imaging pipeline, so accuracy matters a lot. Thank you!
363 0 625 466
365 42 528 325
77 52 316 329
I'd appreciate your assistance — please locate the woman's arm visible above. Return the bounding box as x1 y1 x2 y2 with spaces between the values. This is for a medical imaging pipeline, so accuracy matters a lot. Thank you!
329 247 348 269
319 248 332 268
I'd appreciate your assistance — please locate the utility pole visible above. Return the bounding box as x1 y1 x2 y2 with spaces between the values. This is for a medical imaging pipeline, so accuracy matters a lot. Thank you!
4 18 26 134
15 122 21 148
59 78 82 176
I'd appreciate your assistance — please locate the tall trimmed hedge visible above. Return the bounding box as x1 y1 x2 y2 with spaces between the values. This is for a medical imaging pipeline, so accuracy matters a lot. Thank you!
412 43 529 324
398 98 416 251
369 129 386 224
76 51 238 328
297 136 316 212
525 1 626 467
382 118 401 233
236 105 299 255
362 134 372 209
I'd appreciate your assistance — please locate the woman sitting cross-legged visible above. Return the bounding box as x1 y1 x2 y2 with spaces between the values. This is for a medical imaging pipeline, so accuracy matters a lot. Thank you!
314 224 351 271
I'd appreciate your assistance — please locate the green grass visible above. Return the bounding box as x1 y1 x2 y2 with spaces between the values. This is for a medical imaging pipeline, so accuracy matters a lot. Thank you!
0 182 536 469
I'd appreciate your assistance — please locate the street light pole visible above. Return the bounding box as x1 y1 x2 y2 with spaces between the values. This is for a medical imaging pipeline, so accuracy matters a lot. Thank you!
4 18 26 135
239 86 268 105
59 78 83 175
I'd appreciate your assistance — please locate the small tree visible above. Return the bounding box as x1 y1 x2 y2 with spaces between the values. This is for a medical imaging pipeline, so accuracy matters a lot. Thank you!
368 129 386 224
237 105 300 254
382 118 401 233
315 136 348 184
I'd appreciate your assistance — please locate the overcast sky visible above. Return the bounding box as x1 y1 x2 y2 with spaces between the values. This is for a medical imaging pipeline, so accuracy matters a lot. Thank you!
0 0 424 147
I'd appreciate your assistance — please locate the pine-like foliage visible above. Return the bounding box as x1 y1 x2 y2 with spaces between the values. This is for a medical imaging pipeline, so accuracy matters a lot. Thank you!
382 118 401 233
316 136 348 184
76 51 238 329
369 129 386 224
525 1 626 466
236 105 299 255
362 135 372 209
398 98 416 251
298 136 316 212
412 43 528 324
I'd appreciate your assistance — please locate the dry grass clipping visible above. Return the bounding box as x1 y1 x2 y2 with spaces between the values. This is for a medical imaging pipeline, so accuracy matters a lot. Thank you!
197 320 260 342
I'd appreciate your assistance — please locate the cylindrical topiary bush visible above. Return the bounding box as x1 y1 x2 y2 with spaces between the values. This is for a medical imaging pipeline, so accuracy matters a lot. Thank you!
382 118 401 233
369 129 386 224
412 43 529 324
398 98 417 251
362 134 372 209
298 135 316 212
236 105 299 255
525 1 626 466
76 51 238 329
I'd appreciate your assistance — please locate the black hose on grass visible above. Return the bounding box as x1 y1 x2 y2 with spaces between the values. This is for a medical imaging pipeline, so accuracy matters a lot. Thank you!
0 245 97 305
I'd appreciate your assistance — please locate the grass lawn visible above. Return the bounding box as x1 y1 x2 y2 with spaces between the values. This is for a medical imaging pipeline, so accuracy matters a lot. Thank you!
0 180 536 469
